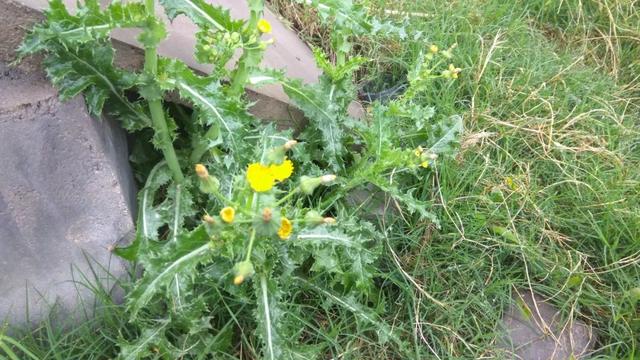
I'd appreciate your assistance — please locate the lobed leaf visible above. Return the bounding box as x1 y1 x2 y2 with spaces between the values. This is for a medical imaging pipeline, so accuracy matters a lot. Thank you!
160 0 244 32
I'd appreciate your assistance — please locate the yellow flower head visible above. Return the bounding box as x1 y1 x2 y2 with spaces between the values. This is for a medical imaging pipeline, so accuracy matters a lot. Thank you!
247 163 276 192
429 44 439 54
448 64 461 79
257 18 272 34
420 161 430 168
270 159 294 182
220 207 235 223
414 146 424 157
277 217 293 240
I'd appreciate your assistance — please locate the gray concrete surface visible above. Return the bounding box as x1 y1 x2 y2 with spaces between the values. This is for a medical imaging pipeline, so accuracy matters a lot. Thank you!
499 290 595 360
0 62 135 326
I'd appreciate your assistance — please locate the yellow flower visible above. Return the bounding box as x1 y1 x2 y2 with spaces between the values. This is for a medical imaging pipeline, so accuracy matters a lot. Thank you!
220 207 235 223
429 44 439 54
448 64 461 79
420 161 430 168
414 146 424 157
277 217 293 240
247 163 275 192
257 18 272 34
270 159 294 182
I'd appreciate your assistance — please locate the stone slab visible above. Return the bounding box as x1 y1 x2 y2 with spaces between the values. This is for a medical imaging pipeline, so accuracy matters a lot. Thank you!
499 290 595 360
0 62 135 326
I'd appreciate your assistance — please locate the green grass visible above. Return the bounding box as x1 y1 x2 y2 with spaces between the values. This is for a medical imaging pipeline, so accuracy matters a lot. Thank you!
273 0 640 357
5 0 639 358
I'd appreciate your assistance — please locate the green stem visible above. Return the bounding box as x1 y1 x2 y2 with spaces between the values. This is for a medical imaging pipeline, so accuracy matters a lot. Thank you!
334 33 348 66
319 178 363 212
244 228 257 262
275 187 300 206
144 0 184 183
228 1 265 96
191 124 220 163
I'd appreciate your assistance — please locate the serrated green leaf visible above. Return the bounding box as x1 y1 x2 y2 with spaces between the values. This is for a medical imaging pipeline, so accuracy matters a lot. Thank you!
292 224 379 292
117 322 183 360
41 42 150 130
159 59 251 156
375 183 440 227
428 115 463 155
137 18 167 48
127 226 213 319
160 0 244 32
294 276 413 358
17 0 147 56
255 274 283 360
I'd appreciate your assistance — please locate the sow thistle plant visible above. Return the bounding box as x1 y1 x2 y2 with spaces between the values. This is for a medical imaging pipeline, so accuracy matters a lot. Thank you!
17 0 462 357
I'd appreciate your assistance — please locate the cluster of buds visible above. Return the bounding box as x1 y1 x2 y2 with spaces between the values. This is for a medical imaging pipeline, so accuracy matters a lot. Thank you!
442 63 462 79
196 30 242 65
413 146 438 168
195 139 342 287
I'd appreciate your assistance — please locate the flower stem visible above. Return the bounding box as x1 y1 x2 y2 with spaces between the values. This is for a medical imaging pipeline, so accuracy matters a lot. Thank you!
228 0 265 97
144 0 184 183
275 187 300 206
244 228 257 262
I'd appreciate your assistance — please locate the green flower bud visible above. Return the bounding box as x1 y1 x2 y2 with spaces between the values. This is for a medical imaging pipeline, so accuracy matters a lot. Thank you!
300 174 337 195
304 210 323 224
253 207 281 236
233 260 255 285
199 175 220 194
300 176 322 195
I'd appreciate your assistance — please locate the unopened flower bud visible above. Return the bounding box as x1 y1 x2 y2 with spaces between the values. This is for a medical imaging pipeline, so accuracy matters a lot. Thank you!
203 214 216 224
195 164 209 179
233 260 254 285
301 175 337 194
304 210 324 225
320 174 337 184
300 175 322 195
323 217 336 225
262 208 273 222
195 164 220 194
284 140 298 150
